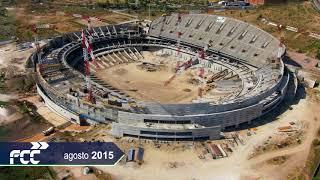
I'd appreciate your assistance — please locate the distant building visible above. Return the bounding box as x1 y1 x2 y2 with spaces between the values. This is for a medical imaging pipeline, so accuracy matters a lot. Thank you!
245 0 265 5
245 0 289 5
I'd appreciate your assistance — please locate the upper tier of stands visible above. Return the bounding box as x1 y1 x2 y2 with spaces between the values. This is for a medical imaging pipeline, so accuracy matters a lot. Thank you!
148 14 281 68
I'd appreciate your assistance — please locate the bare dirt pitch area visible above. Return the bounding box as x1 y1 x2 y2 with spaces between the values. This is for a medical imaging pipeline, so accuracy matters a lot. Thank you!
94 52 200 103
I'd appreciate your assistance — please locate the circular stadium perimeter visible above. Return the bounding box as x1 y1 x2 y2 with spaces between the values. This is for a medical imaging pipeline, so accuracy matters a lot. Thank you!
32 14 291 141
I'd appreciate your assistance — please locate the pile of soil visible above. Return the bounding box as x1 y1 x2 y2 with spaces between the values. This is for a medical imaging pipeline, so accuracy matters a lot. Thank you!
113 68 128 76
187 78 201 85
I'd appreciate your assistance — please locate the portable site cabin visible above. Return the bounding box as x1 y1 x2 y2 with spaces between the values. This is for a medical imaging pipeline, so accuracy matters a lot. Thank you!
127 148 135 162
136 147 144 164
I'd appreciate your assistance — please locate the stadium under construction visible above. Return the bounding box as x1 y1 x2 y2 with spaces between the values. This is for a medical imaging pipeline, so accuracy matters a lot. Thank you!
29 14 295 141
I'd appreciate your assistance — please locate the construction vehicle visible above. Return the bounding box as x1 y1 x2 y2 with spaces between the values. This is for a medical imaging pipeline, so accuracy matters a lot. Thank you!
204 83 216 92
42 127 55 136
206 69 228 83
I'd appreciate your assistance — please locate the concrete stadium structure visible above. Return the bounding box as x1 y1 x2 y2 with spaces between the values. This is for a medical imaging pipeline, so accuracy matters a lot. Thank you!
31 14 292 141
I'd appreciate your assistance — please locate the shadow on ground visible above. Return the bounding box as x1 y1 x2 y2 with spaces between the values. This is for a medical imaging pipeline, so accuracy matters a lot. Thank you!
282 55 302 68
224 81 306 132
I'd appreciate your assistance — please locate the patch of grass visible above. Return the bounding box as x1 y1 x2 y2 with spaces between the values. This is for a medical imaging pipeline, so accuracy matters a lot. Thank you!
311 147 320 178
0 167 56 180
0 5 16 41
301 40 320 59
314 139 320 147
15 101 31 114
0 126 9 137
61 5 107 15
6 73 36 93
26 2 108 16
18 103 29 114
0 69 8 91
0 101 9 108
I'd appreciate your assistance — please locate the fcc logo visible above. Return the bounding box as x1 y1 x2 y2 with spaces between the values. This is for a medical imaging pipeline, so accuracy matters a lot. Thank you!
9 142 49 165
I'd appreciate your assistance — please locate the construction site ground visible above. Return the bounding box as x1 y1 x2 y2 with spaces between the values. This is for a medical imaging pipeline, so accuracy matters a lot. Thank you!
0 42 34 72
1 38 320 179
23 95 68 127
0 43 54 142
91 93 319 180
46 86 320 179
6 5 134 42
0 1 319 177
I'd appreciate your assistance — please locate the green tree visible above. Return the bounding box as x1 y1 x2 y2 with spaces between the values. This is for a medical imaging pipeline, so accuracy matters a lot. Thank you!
0 8 6 16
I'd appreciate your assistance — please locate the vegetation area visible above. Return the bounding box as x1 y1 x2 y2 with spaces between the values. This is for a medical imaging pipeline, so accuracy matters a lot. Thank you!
0 2 16 40
0 67 36 95
53 0 208 10
314 41 320 60
5 73 36 92
0 167 56 180
310 138 320 177
0 100 9 107
0 72 6 93
0 99 52 141
0 126 9 137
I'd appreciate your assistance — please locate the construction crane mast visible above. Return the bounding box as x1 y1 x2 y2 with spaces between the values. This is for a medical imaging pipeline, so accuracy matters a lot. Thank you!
31 24 56 70
277 38 284 60
273 24 285 69
80 18 101 103
31 25 42 68
277 34 285 60
176 13 182 55
86 18 99 68
81 30 93 102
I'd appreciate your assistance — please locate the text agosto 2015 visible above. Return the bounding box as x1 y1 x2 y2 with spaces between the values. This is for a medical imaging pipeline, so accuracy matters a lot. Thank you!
64 151 114 161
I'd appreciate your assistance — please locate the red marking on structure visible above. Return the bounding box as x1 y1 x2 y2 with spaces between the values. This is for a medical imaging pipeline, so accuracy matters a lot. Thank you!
199 68 205 78
199 48 205 63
